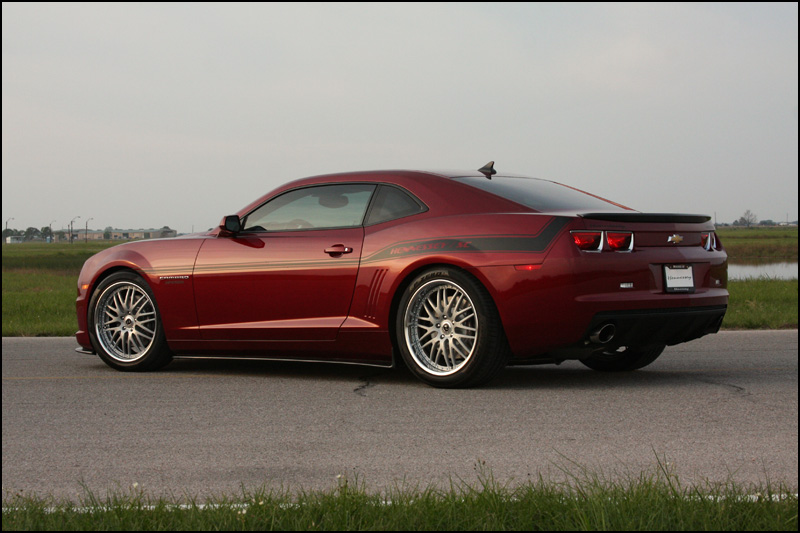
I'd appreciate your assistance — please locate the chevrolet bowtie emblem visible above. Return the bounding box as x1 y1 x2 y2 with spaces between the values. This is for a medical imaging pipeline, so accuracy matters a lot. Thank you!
667 234 684 244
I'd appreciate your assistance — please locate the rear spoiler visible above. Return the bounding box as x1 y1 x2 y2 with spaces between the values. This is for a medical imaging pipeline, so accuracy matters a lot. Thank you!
579 212 711 224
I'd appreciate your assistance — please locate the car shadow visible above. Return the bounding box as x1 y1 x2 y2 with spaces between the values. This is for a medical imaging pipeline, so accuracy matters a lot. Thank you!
158 357 699 391
164 356 417 385
489 363 710 391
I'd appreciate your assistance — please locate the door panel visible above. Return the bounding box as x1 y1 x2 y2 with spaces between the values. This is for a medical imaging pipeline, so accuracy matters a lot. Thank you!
193 228 364 341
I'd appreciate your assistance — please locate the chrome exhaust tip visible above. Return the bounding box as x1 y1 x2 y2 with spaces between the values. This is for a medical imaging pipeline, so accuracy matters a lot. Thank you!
589 323 616 344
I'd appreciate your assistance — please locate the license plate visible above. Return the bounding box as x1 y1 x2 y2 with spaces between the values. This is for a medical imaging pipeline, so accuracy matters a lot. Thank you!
664 264 695 293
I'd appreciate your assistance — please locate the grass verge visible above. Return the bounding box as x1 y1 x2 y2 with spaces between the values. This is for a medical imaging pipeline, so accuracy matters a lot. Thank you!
3 271 796 336
3 467 797 531
722 278 797 329
2 270 79 336
2 240 797 336
716 226 798 259
723 278 798 329
0 241 115 271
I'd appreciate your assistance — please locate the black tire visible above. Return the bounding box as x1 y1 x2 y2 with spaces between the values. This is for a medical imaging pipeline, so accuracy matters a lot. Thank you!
580 345 666 372
395 267 510 388
88 271 172 371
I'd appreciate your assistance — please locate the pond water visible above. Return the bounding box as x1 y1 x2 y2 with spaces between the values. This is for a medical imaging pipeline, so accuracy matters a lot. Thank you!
727 261 798 280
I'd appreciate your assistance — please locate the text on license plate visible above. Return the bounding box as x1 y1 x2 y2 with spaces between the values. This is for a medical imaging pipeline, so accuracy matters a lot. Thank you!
664 264 695 293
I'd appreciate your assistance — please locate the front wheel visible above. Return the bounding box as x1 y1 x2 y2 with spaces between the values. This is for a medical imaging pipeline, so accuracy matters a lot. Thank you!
395 268 510 388
88 271 172 371
580 345 665 372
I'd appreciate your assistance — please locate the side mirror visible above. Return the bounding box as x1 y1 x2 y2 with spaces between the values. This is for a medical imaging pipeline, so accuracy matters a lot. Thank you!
220 215 241 235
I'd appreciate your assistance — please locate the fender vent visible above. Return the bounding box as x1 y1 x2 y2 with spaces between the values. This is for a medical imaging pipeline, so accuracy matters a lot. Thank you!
364 268 388 320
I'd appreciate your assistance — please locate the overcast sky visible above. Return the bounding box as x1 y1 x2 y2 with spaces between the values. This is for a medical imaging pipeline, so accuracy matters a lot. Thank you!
2 2 798 234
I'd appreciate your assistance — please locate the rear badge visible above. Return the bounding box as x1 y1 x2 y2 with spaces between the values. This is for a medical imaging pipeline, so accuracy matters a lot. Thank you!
667 234 684 244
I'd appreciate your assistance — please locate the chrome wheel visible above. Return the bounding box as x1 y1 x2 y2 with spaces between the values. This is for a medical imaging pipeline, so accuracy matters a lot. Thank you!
404 279 478 376
94 281 158 362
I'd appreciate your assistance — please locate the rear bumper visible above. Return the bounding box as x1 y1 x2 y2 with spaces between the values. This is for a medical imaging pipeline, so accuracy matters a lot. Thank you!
584 305 726 348
522 305 727 363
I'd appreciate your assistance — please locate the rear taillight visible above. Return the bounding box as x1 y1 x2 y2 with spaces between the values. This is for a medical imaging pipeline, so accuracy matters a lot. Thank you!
571 231 634 252
572 231 603 251
606 232 633 251
701 232 719 251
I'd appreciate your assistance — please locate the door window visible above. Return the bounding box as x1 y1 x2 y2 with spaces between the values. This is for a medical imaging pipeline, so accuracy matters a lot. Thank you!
243 184 376 231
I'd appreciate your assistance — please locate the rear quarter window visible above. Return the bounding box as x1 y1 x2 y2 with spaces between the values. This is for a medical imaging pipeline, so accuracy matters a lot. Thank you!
365 185 427 225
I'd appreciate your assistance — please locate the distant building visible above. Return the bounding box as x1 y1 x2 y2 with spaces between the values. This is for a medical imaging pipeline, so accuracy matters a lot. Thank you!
108 227 178 240
6 227 179 243
69 227 178 241
74 230 106 241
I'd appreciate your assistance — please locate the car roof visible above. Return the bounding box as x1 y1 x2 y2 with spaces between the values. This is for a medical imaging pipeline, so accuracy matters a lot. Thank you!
235 169 530 219
299 168 543 182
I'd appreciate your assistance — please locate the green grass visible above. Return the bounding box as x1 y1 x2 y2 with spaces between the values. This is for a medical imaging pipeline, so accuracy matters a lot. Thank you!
2 240 797 336
1 241 117 271
1 270 78 336
3 467 797 531
717 226 798 259
723 278 799 329
3 271 796 336
1 242 118 336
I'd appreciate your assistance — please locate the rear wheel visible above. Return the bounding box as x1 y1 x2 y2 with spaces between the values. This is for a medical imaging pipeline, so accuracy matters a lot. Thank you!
580 345 665 372
396 268 510 388
88 271 172 371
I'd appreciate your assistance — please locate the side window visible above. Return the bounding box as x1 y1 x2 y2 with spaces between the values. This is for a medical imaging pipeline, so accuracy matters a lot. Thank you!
365 185 426 225
243 184 376 231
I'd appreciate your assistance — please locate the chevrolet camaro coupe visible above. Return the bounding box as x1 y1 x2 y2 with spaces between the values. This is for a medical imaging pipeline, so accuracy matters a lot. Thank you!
76 163 728 387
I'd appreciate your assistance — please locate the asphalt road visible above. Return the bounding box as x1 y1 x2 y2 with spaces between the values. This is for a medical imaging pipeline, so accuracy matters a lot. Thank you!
2 331 797 502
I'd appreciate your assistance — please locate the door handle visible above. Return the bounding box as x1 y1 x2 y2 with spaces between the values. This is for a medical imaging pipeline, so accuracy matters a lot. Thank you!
324 244 353 256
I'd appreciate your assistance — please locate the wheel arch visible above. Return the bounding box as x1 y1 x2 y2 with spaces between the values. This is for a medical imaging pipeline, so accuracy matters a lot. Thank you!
87 265 148 306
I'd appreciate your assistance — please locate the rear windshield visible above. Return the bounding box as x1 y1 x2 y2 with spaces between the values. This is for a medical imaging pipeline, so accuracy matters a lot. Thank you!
456 176 629 213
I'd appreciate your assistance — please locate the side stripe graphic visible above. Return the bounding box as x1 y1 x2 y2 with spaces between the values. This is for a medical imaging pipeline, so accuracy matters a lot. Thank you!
362 217 570 263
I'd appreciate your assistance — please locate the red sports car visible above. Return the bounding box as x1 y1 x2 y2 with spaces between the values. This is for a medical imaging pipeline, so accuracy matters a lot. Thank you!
76 163 728 387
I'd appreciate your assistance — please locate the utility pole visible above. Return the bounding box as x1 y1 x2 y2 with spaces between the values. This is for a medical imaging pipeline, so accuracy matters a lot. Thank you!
85 218 93 243
70 216 81 244
4 217 13 243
